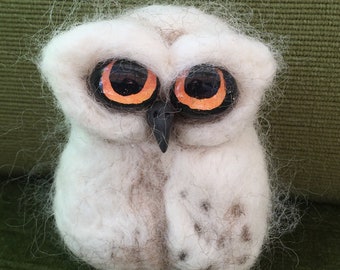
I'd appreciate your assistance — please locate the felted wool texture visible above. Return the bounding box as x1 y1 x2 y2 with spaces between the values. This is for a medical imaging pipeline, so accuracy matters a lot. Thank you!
39 4 281 270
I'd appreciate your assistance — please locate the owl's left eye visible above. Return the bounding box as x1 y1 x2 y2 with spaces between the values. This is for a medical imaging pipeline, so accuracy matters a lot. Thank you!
171 64 238 117
89 59 159 109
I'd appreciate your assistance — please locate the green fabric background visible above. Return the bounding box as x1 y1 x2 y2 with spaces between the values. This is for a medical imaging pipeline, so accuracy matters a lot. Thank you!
0 0 339 203
0 1 339 269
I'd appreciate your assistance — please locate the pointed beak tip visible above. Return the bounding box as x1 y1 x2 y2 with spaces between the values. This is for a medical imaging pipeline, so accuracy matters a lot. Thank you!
147 101 175 154
154 132 169 153
159 144 168 153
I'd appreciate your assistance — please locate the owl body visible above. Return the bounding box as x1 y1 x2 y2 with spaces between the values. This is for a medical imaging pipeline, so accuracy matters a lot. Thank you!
54 125 268 270
41 5 277 270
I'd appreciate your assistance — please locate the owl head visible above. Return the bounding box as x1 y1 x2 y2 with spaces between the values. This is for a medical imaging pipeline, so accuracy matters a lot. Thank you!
39 5 277 152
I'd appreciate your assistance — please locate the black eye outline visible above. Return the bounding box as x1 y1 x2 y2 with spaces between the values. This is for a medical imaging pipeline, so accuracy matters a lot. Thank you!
170 64 238 117
88 59 160 110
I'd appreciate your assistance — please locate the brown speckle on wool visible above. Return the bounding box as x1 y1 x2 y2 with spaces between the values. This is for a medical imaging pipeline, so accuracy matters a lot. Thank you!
241 225 252 242
159 28 185 45
216 234 226 249
216 228 232 249
110 246 142 266
200 200 211 212
179 190 188 199
237 255 250 265
194 223 202 235
228 203 245 218
178 251 188 261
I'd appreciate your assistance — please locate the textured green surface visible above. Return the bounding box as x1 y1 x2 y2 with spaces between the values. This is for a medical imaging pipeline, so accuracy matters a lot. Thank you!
1 179 340 269
0 0 339 203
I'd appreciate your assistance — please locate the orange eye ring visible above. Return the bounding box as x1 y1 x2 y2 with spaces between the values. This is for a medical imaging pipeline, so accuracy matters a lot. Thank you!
174 69 226 110
90 59 159 109
101 61 157 105
171 64 238 117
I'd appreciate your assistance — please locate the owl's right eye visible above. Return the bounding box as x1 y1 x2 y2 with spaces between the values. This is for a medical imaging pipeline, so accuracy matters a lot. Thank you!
89 59 159 109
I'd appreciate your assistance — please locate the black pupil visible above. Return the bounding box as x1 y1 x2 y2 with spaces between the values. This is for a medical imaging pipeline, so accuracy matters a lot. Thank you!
108 60 147 96
184 65 220 99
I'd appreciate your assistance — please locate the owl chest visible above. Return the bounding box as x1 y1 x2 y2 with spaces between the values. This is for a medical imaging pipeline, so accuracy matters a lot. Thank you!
55 141 166 218
55 133 266 223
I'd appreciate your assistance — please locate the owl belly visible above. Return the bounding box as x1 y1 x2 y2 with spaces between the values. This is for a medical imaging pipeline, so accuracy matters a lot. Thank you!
53 127 269 270
53 132 167 270
164 127 270 270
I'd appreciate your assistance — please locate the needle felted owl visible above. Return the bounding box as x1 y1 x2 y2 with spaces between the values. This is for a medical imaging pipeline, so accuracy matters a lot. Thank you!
39 4 277 270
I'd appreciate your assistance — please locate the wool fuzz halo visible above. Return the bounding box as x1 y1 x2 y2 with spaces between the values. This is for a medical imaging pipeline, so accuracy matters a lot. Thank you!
38 3 297 270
